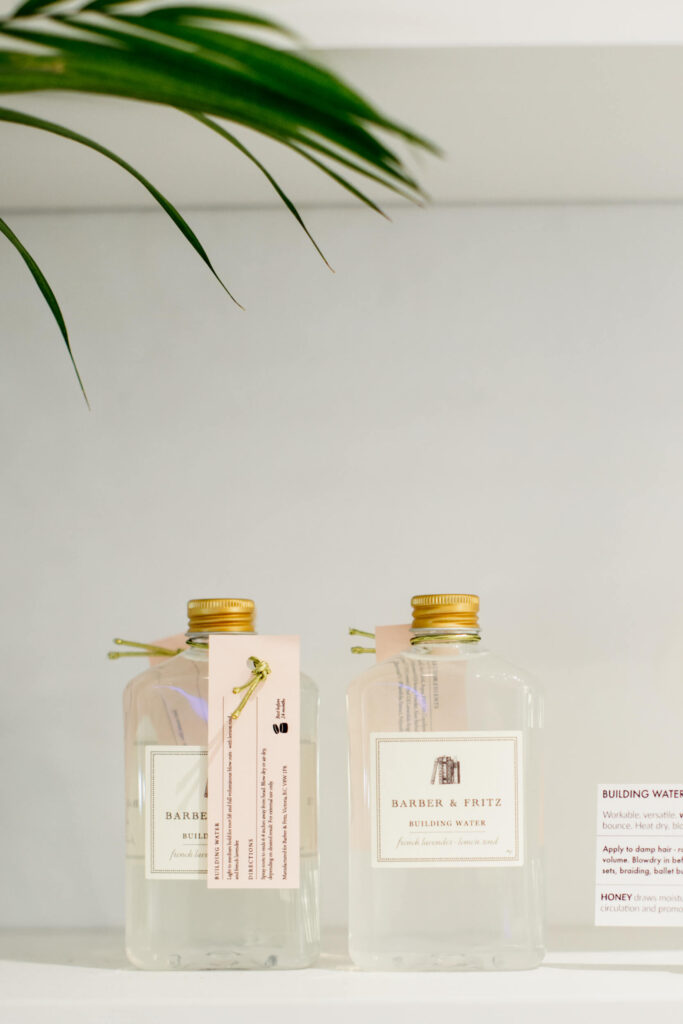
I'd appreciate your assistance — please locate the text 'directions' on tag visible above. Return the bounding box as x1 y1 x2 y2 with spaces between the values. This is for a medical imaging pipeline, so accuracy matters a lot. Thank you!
207 635 300 889
596 784 683 926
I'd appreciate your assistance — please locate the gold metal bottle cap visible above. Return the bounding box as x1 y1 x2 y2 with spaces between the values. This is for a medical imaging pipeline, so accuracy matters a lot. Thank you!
411 593 479 629
187 598 255 634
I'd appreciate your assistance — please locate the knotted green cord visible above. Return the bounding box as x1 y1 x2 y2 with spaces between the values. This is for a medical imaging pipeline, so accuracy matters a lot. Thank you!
230 656 272 720
409 633 480 645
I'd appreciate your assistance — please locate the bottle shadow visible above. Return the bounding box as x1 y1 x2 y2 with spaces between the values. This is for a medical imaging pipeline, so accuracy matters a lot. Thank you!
546 927 683 974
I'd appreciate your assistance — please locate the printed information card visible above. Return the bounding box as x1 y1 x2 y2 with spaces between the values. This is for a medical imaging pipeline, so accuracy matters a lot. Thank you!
596 784 683 926
207 635 300 889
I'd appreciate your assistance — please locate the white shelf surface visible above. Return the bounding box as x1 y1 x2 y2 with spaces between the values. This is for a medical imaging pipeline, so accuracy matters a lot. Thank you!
4 930 683 1023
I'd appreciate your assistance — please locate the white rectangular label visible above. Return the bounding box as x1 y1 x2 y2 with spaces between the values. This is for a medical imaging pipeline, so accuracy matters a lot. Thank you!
145 746 208 879
596 784 683 926
371 731 523 867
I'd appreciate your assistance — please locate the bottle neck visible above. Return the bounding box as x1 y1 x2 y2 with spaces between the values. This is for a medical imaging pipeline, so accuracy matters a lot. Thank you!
410 628 481 647
185 630 257 646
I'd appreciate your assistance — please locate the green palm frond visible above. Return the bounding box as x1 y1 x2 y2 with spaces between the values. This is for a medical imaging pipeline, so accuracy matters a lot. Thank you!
0 0 437 402
0 105 242 305
0 213 89 405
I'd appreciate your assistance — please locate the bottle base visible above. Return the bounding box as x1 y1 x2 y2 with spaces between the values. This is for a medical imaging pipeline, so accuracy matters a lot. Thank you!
348 945 545 972
126 943 320 971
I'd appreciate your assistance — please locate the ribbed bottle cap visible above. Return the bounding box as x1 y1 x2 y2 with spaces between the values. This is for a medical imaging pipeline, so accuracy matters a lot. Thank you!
411 593 479 629
187 598 255 634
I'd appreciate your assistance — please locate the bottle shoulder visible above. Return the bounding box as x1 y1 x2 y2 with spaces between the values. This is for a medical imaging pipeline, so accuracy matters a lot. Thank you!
123 651 200 693
348 646 538 695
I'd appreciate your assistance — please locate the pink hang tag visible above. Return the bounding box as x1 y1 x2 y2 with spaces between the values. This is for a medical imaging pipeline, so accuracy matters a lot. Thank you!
375 624 412 662
207 635 300 889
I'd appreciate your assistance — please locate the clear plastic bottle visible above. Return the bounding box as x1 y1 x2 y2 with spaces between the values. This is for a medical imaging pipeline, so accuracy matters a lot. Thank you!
347 593 544 971
123 598 319 969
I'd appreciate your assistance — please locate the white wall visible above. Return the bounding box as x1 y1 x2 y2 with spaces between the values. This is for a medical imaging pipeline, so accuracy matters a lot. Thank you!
1 201 682 932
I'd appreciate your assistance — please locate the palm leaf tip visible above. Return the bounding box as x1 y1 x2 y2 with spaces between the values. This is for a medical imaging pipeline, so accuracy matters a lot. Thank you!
0 215 90 406
191 112 333 270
